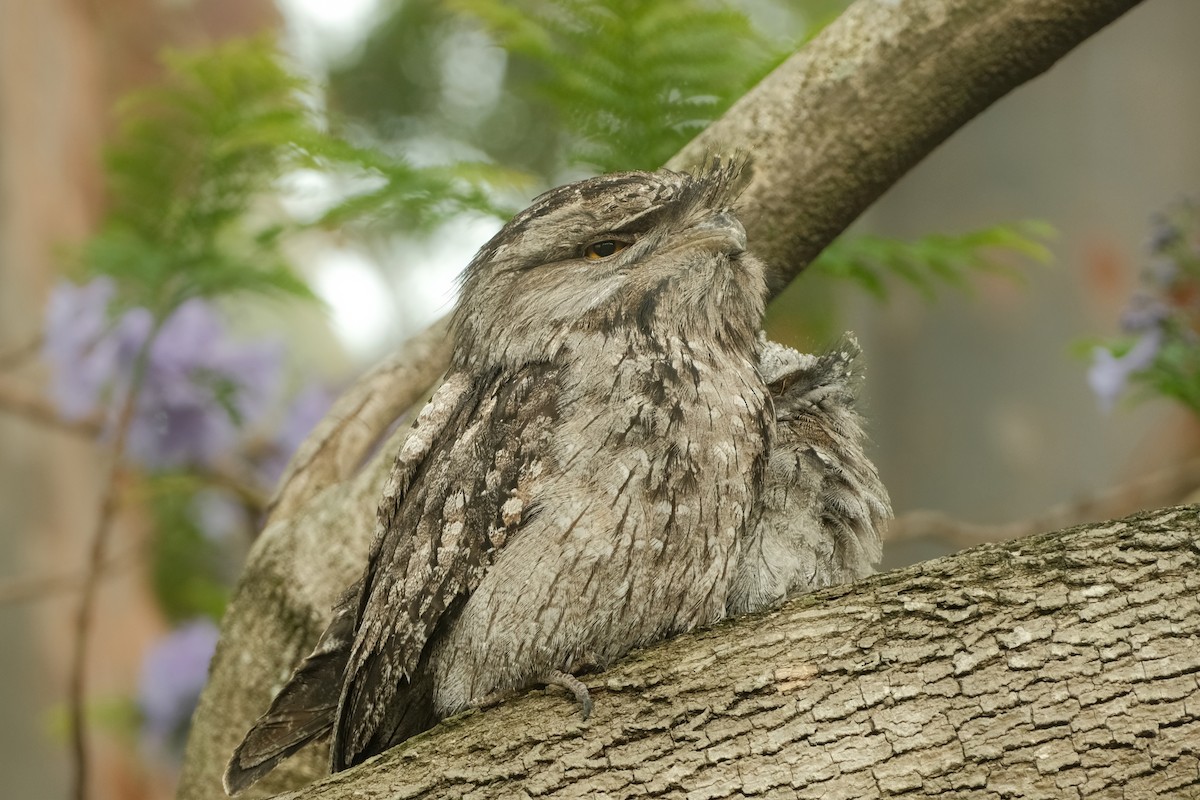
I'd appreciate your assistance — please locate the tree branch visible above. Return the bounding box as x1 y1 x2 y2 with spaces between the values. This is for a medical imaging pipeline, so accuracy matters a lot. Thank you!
263 316 450 524
0 379 102 436
887 455 1200 548
277 505 1200 799
669 0 1143 292
69 338 153 800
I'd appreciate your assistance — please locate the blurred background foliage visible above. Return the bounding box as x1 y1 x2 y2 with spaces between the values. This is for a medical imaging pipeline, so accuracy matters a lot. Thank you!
1083 199 1200 416
321 0 1049 307
3 0 1197 797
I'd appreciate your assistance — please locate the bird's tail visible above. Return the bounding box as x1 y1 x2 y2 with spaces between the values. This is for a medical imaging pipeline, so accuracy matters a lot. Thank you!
223 585 358 796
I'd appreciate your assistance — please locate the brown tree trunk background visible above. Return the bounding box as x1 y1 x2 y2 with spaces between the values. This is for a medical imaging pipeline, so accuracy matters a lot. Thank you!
0 2 276 798
176 0 1169 798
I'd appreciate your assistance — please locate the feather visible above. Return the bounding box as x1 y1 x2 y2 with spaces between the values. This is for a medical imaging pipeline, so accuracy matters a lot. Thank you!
728 335 891 615
331 362 563 769
223 583 358 795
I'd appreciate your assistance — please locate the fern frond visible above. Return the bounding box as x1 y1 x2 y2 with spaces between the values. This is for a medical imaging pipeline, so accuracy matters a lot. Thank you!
456 0 783 173
814 222 1055 300
87 37 512 313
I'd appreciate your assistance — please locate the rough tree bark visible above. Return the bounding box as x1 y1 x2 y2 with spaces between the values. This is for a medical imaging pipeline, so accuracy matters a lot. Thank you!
278 505 1200 799
177 0 1160 798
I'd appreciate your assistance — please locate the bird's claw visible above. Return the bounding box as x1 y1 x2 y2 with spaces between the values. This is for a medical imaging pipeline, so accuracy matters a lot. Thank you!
542 669 593 720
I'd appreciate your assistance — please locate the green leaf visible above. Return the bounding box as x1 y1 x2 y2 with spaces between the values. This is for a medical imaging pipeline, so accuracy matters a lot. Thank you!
454 0 788 174
144 475 235 623
83 35 514 314
85 37 316 310
1140 337 1200 414
813 221 1055 300
313 158 524 231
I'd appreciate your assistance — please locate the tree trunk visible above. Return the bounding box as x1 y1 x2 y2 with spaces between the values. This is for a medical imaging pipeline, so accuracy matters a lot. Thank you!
177 0 1157 798
278 505 1200 800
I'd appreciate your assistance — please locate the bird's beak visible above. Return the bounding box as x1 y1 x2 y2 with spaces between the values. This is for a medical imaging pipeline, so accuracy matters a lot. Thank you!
690 211 748 256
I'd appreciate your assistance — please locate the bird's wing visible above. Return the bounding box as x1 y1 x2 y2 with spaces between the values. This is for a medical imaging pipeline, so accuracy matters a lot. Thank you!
223 581 360 795
331 361 563 770
223 372 482 794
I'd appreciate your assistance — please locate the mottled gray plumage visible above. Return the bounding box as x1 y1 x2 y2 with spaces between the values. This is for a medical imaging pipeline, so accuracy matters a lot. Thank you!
728 335 890 615
224 163 888 795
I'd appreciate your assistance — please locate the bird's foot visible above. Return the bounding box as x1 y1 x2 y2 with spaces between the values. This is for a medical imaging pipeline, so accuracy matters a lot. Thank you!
540 669 593 720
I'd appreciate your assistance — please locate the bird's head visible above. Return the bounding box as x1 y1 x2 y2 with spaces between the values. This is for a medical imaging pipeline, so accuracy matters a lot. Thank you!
452 160 767 369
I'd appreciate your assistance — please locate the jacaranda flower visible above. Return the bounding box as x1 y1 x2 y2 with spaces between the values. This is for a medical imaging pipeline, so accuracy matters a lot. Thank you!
137 618 219 759
43 279 283 469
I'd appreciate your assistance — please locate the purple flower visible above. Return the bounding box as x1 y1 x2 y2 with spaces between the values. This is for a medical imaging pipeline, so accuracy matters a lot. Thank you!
123 299 284 468
258 383 335 487
137 618 219 758
43 277 150 419
1088 328 1163 413
43 279 284 469
1120 294 1170 333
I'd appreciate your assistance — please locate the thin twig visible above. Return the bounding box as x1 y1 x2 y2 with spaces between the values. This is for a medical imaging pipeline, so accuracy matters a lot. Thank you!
0 379 102 436
0 333 43 370
204 462 270 515
887 454 1200 548
67 339 155 800
0 378 268 515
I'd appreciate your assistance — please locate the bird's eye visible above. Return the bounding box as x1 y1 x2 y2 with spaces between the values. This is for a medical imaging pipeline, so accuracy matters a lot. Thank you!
583 239 628 260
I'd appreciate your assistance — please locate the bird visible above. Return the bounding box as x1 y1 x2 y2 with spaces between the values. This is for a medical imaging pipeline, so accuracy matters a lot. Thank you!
727 335 890 615
223 161 889 795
